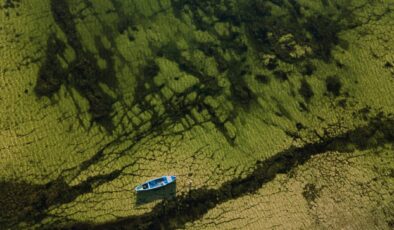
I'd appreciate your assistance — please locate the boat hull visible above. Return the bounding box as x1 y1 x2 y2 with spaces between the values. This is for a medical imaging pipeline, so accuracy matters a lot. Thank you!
135 176 176 192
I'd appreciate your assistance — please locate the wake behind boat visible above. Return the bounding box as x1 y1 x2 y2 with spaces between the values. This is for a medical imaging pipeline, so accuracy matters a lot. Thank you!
135 176 176 192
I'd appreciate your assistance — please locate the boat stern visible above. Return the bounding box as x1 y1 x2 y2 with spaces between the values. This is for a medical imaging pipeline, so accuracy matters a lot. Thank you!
134 185 143 192
166 175 176 183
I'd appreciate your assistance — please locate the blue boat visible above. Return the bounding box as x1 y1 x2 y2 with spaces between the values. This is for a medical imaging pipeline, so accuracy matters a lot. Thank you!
135 176 176 192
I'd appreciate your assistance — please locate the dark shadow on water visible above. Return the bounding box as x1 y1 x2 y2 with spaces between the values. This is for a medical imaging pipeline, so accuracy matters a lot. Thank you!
135 182 176 206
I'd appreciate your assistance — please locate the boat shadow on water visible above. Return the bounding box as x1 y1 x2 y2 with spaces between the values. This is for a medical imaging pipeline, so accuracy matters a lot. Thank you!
135 182 177 206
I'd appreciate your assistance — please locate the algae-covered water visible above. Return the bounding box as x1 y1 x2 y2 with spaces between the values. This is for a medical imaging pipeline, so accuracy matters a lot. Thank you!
0 0 393 229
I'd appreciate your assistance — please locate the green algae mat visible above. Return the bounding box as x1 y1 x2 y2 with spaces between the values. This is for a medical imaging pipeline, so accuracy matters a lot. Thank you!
0 0 393 229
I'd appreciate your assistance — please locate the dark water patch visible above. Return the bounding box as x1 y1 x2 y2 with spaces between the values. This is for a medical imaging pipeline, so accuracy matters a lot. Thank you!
204 103 237 144
325 75 342 96
384 61 393 69
388 220 394 229
299 79 314 102
218 31 248 56
335 59 345 69
327 113 394 152
298 102 309 112
157 41 182 61
321 0 329 7
195 42 229 73
273 70 288 81
34 0 118 132
241 0 354 63
158 2 261 139
157 43 221 96
337 98 347 108
302 183 320 204
63 114 394 230
0 180 44 227
0 178 87 228
117 16 135 34
34 34 67 96
170 0 210 31
226 62 257 111
300 62 316 76
0 168 132 228
255 74 270 84
144 43 239 143
1 0 21 9
288 0 302 17
353 106 372 121
50 0 81 50
266 57 278 70
136 183 177 206
274 98 294 120
69 55 115 130
296 122 304 130
304 14 342 61
132 60 161 107
94 36 118 89
241 1 277 54
78 148 106 172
